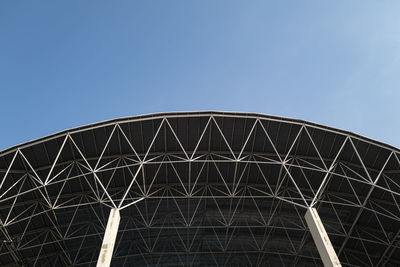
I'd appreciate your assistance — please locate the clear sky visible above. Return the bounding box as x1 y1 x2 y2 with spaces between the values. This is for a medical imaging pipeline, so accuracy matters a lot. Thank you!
1 1 400 151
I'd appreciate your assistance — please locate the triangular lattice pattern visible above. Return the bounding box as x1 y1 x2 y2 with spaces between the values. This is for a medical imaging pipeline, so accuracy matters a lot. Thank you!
0 112 399 266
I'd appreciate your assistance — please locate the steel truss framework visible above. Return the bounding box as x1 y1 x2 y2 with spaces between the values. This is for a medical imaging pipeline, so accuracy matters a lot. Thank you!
0 112 399 266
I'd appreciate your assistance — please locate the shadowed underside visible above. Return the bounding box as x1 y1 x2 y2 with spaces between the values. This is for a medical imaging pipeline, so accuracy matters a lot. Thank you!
0 111 399 266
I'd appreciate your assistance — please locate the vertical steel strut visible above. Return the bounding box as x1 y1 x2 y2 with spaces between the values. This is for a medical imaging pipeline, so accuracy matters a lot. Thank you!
305 207 341 267
97 208 120 267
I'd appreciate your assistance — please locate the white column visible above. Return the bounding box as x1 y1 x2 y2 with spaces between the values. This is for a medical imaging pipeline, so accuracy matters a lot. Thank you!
97 208 120 267
305 207 341 267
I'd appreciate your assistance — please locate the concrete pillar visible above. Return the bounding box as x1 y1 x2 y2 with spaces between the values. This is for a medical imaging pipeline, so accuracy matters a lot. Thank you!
305 207 341 267
97 208 120 267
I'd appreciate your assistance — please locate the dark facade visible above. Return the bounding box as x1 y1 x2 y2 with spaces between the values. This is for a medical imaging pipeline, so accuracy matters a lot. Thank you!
0 112 399 266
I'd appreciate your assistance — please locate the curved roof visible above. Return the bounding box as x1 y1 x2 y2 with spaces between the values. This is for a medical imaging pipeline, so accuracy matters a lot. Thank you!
1 111 399 156
0 111 399 266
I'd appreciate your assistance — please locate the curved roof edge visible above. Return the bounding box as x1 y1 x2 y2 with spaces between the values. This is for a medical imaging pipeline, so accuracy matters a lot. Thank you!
1 111 398 156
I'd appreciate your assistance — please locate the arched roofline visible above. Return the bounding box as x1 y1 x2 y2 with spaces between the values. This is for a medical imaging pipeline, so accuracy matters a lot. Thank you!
1 111 398 157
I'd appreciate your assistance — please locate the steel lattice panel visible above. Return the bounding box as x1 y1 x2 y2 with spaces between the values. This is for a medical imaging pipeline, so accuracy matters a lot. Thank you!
0 112 399 266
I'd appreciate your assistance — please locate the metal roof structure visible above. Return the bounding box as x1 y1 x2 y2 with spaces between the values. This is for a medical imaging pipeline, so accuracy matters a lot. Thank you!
0 111 399 266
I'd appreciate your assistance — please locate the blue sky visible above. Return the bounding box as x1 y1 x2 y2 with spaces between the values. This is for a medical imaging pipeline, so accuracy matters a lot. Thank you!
1 1 400 150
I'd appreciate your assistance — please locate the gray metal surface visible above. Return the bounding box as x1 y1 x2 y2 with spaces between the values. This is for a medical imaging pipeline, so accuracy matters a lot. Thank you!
97 209 120 267
305 207 341 267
